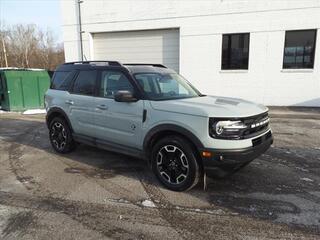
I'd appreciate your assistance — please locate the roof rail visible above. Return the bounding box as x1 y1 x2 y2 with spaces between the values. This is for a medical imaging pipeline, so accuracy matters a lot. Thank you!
123 63 167 68
63 61 122 66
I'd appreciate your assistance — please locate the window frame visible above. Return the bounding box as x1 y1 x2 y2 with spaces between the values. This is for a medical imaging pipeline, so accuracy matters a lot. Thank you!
221 32 250 70
70 70 99 97
282 29 317 69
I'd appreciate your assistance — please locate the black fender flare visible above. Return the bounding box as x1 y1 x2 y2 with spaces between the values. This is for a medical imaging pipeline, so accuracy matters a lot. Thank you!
143 124 204 155
46 107 73 132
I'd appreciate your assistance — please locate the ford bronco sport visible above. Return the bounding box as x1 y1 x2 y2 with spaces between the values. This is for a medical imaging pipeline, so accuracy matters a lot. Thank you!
45 61 273 191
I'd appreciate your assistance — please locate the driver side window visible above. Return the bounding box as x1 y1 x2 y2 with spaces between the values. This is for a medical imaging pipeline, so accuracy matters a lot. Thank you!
99 71 134 98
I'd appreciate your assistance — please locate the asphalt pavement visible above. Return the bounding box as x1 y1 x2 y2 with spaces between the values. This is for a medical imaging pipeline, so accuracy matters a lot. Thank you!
0 108 319 239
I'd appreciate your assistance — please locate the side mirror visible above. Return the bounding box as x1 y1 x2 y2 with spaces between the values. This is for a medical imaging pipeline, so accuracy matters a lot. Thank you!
114 90 138 102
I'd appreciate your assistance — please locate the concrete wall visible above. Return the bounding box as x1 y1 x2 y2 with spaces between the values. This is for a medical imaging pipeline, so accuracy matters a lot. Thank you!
61 0 320 106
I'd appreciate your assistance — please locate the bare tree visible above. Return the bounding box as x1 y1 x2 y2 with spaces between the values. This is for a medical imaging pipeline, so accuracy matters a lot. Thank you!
38 29 55 69
0 24 64 70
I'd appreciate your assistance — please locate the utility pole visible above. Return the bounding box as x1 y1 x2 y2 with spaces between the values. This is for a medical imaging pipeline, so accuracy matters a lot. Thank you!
77 0 84 61
2 37 8 68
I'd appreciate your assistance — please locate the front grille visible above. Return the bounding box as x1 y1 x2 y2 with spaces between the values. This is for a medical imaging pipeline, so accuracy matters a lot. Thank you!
252 130 272 147
241 112 270 139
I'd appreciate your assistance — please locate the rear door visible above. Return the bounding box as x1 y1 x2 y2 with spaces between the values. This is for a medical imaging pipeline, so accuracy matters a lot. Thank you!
94 70 144 149
67 70 98 137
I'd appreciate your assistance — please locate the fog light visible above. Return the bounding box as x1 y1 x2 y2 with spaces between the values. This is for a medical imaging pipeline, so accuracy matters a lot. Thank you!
202 151 212 157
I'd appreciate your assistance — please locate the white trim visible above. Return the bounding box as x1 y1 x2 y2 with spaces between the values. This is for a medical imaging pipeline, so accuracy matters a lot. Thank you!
281 69 314 73
219 70 249 74
87 27 181 35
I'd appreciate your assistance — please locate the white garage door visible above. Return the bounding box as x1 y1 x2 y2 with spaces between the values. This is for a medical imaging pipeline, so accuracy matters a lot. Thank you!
93 29 180 72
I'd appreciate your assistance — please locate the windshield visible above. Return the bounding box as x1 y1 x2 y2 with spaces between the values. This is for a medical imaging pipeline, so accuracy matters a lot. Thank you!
134 73 201 100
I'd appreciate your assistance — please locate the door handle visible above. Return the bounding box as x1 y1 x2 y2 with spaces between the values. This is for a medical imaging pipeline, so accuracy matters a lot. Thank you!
96 104 108 110
65 100 74 105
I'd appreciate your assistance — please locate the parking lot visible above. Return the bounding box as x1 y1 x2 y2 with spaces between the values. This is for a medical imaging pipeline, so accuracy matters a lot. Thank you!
0 109 319 239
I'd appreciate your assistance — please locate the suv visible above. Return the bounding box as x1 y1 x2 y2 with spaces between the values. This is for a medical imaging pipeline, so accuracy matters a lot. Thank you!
45 61 273 191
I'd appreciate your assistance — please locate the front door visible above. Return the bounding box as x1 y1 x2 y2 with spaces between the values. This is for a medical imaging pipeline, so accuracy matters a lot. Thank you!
94 70 144 149
67 70 98 137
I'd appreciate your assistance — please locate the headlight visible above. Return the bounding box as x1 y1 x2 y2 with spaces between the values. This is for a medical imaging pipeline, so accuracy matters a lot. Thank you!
209 119 247 139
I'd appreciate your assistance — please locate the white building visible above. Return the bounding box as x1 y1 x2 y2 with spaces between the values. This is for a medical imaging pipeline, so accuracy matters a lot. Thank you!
61 0 320 106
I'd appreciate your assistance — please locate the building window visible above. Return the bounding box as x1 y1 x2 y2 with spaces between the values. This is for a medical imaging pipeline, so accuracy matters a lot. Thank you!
283 30 317 69
222 33 250 70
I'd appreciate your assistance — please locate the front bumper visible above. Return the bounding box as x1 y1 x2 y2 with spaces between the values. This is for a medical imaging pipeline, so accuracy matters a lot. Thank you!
201 130 273 178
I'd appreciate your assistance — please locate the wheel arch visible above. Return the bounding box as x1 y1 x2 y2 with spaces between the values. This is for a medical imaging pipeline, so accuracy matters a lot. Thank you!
46 107 73 132
143 124 204 162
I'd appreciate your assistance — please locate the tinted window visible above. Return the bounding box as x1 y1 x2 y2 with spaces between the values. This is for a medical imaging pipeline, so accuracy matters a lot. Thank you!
222 33 250 70
283 30 317 69
51 71 76 90
99 71 133 98
72 70 97 96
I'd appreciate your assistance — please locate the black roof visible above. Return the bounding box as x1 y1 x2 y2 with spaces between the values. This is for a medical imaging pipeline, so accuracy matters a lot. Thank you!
55 61 175 74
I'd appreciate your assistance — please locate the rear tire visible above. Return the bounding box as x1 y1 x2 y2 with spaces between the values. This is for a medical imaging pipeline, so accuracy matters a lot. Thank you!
49 117 76 154
151 135 200 191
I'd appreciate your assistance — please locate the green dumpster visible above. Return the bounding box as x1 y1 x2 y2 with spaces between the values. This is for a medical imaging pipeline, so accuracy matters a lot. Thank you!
0 68 50 111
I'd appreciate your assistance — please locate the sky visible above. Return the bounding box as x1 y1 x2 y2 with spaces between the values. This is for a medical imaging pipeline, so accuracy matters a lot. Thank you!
0 0 63 42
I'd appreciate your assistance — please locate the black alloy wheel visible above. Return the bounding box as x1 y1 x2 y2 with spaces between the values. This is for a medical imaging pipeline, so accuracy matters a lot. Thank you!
151 136 200 191
49 117 76 153
156 145 189 185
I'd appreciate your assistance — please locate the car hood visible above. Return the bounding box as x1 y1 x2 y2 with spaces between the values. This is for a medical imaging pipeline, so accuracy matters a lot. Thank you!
150 95 268 118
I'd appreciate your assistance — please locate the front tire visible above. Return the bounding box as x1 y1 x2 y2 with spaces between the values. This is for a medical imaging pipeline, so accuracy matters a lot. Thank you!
151 135 200 191
49 117 76 154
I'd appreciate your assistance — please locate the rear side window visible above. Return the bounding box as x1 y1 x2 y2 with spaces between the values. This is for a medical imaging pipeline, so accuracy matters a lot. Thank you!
72 70 97 96
51 71 76 90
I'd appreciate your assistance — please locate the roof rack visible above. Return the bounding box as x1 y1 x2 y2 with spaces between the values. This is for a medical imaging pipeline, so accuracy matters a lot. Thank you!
63 61 122 66
124 63 167 68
